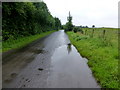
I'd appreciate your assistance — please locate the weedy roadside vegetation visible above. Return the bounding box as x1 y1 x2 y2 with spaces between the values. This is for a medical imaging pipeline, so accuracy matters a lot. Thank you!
67 28 118 88
2 31 55 52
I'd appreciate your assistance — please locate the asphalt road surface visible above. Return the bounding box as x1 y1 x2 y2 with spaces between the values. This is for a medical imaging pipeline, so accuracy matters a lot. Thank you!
2 30 100 88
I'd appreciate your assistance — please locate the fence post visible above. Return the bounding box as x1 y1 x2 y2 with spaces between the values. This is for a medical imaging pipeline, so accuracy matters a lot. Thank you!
103 30 106 39
91 29 94 38
85 30 87 35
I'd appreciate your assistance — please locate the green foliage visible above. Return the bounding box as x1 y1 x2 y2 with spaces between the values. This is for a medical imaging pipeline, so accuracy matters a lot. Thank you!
2 2 60 41
67 11 72 22
65 22 73 31
54 17 62 30
67 28 118 88
73 27 83 33
64 11 73 32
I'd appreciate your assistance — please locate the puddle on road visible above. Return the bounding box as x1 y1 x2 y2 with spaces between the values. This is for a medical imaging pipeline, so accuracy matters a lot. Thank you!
47 44 100 88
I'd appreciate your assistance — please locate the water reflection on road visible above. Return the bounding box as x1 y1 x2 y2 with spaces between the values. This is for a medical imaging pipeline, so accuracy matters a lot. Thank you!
67 44 72 54
47 44 100 88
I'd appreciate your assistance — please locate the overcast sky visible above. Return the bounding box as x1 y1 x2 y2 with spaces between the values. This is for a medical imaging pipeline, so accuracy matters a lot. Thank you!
43 0 119 28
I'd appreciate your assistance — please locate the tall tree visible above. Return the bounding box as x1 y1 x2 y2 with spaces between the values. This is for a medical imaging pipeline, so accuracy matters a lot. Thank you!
65 11 73 31
54 17 61 30
67 11 72 23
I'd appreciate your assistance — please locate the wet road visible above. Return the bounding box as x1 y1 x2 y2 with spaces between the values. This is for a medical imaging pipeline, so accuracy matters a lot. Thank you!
3 30 100 88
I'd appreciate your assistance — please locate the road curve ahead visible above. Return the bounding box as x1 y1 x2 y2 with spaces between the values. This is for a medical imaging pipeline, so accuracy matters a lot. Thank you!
3 30 100 88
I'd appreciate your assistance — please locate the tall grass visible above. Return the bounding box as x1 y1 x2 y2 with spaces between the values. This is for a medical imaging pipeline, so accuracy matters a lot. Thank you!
67 28 118 88
2 31 55 52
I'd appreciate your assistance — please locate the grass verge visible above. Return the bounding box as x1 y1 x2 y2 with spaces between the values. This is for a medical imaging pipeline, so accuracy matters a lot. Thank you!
2 30 55 52
67 31 118 88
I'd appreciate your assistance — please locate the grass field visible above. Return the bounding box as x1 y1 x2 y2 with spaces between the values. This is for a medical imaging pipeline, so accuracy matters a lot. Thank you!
2 30 55 52
67 28 118 88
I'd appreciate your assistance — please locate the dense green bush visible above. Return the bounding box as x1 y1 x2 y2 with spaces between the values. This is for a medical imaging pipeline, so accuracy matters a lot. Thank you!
73 27 77 33
65 22 73 31
2 2 61 41
73 27 83 33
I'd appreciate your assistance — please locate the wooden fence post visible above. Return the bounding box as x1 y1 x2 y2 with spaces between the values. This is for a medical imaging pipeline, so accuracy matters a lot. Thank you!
91 29 94 38
103 30 106 39
85 30 87 35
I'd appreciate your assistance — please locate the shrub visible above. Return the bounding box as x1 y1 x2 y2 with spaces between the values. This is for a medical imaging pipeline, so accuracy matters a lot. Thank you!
73 27 83 33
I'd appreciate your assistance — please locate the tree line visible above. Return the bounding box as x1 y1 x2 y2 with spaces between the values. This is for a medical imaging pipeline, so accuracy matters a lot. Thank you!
2 2 62 41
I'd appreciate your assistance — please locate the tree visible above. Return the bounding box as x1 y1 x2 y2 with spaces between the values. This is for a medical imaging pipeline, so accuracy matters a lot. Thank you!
65 11 73 31
54 17 61 30
86 26 88 28
92 25 95 28
67 11 72 23
2 2 61 41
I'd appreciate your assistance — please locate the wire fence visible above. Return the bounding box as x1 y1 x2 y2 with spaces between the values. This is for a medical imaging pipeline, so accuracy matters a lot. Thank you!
82 28 118 47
